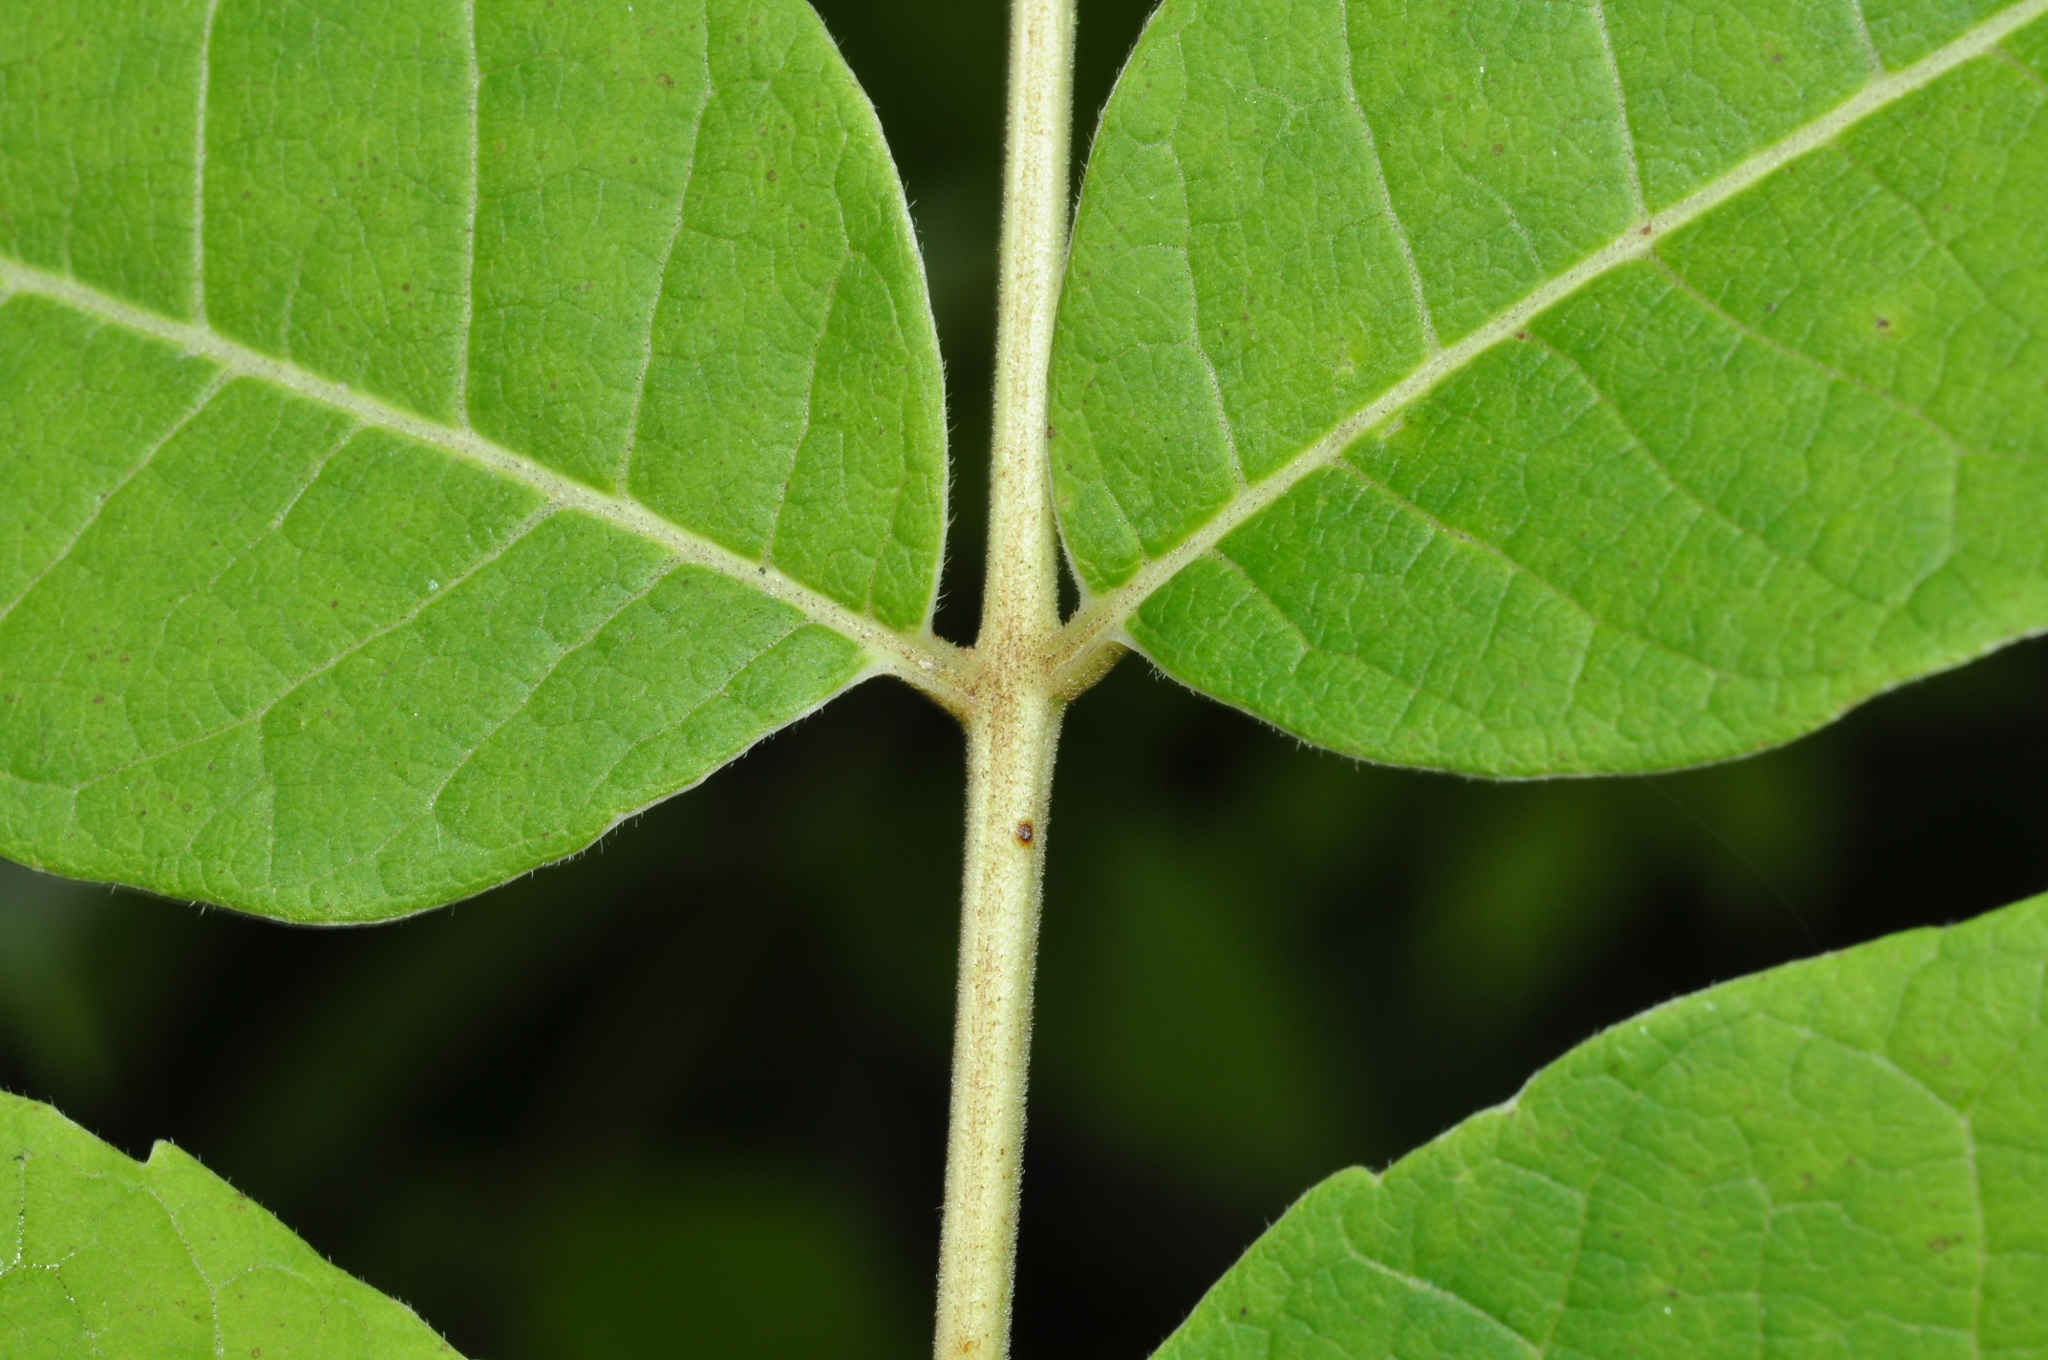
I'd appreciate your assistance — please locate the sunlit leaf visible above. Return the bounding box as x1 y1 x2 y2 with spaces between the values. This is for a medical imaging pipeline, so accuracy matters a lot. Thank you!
1156 891 2048 1358
1052 0 2048 775
0 0 947 920
0 1090 460 1357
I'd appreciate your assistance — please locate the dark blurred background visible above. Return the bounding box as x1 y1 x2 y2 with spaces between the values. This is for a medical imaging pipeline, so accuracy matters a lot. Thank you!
3 1 2046 1355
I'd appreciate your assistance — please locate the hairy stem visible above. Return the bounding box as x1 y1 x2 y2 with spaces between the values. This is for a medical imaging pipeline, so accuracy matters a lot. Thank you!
937 691 1064 1358
932 0 1075 1353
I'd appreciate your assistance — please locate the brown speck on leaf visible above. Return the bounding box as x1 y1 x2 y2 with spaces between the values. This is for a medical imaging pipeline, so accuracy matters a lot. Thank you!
1514 330 1527 340
1640 224 1653 236
1015 820 1035 846
766 169 777 181
655 72 674 87
1876 315 1892 330
1491 142 1503 154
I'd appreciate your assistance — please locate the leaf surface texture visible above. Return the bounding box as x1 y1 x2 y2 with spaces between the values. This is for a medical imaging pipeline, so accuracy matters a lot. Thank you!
1053 0 2048 774
1155 891 2048 1358
0 1091 460 1357
0 0 948 918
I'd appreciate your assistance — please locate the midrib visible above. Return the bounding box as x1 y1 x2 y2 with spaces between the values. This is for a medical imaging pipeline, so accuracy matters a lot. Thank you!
0 255 967 702
1052 0 2048 676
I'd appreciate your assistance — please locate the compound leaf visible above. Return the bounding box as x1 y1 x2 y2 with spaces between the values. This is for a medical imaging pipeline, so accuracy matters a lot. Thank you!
1157 891 2048 1359
0 0 949 920
0 1090 461 1357
1053 0 2048 775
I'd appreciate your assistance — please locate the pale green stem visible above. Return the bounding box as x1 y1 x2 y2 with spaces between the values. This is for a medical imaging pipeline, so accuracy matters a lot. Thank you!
936 690 1063 1359
931 0 1076 1353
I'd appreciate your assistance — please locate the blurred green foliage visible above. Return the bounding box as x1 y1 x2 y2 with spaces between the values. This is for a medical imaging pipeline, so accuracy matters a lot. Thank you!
522 1167 918 1358
3 1 2046 1356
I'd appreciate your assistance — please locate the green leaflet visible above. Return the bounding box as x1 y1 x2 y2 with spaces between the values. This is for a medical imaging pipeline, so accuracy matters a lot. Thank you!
0 1091 460 1358
1052 0 2048 776
1154 891 2048 1359
0 0 948 920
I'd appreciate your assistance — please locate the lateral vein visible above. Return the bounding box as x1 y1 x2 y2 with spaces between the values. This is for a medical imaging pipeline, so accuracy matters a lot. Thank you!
1050 0 2048 682
455 0 481 418
1587 0 1648 219
0 257 972 707
1334 1 1438 353
190 0 220 323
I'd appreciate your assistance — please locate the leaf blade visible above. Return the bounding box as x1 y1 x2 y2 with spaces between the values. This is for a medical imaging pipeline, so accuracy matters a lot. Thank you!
1053 0 2048 775
0 0 954 917
1155 892 2048 1358
0 1090 462 1357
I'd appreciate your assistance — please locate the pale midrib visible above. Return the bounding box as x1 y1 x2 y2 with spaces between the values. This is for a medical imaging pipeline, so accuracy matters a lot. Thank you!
1051 0 2048 679
0 257 971 707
